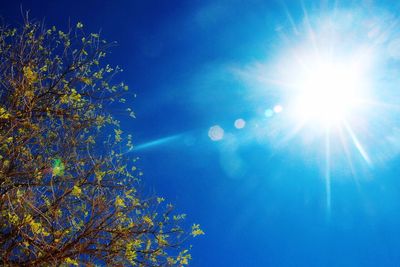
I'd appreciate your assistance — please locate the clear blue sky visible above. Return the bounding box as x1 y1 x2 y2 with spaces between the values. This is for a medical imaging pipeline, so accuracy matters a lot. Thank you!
3 0 400 266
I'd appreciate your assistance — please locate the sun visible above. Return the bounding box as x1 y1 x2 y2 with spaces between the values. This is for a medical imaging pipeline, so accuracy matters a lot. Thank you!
292 58 367 127
278 51 375 213
240 7 400 215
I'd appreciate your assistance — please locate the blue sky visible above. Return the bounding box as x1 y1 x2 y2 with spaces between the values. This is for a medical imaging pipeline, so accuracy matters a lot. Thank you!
3 0 400 266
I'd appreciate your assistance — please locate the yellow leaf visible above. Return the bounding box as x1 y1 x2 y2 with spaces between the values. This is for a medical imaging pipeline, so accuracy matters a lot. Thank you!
191 224 205 237
3 160 10 168
30 220 41 234
71 185 82 197
143 215 153 227
157 234 168 246
23 214 33 224
8 213 19 224
23 66 38 84
115 196 126 208
146 239 151 250
0 106 10 119
64 257 78 266
95 170 105 182
81 77 92 85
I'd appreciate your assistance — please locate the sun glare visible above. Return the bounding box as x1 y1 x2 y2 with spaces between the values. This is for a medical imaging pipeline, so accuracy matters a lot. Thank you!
231 6 400 216
268 10 386 212
293 59 366 126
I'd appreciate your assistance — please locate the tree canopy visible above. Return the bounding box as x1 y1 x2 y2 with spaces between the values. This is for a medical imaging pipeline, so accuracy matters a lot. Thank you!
0 18 203 266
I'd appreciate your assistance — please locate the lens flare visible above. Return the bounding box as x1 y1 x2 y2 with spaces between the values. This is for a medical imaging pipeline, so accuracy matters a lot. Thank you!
208 125 224 141
234 119 246 129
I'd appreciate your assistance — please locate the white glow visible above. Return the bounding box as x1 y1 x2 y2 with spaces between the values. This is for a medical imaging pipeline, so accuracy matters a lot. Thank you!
292 59 366 125
273 104 283 113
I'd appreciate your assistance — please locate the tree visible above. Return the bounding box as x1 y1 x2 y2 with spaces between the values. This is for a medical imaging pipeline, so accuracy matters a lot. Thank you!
0 18 203 266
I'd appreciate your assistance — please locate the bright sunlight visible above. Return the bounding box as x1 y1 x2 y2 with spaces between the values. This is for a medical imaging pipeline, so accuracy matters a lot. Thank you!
292 58 368 126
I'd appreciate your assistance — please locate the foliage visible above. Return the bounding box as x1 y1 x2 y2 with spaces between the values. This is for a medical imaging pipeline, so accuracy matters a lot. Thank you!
0 19 203 266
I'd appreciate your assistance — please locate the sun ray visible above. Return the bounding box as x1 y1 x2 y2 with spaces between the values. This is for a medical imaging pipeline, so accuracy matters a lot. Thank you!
280 0 299 35
279 119 307 146
301 0 320 60
362 99 400 112
338 125 357 178
129 134 182 152
343 120 372 165
324 126 332 218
